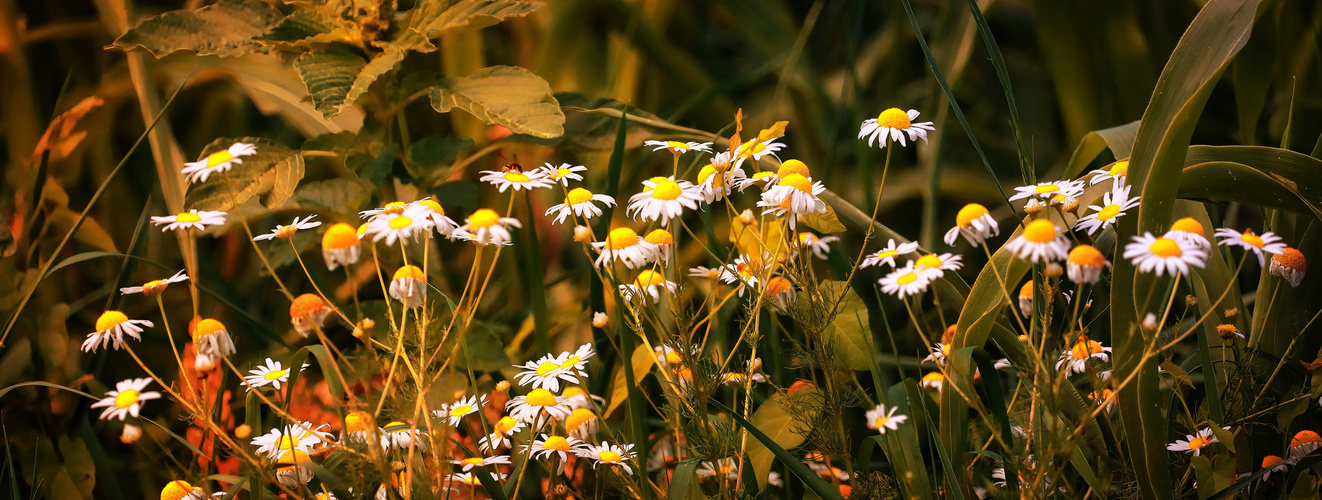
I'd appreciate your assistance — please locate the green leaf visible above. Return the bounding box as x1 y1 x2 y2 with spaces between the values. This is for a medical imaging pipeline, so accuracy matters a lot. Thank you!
346 144 398 188
669 458 703 500
294 49 368 119
111 0 282 57
454 323 512 372
1160 360 1194 388
1176 161 1313 215
429 180 480 214
266 153 303 208
745 388 821 491
711 397 843 500
814 281 872 371
293 179 369 215
183 137 301 211
400 0 543 37
426 66 565 138
344 48 409 113
258 9 358 47
407 135 474 179
799 203 847 234
604 345 654 419
1062 120 1141 179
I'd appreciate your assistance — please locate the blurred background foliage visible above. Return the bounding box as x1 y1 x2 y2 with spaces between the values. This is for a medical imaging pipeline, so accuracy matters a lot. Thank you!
2 0 1322 498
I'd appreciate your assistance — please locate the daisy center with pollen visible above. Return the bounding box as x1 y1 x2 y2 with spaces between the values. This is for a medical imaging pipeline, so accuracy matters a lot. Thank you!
875 249 898 258
382 202 407 214
504 172 530 183
142 279 169 294
205 151 234 168
651 180 683 200
955 204 989 227
779 174 813 193
896 272 920 285
275 225 297 238
606 228 639 249
765 276 793 295
915 255 943 269
275 435 301 449
460 457 485 466
597 450 622 463
541 436 571 452
1240 232 1265 248
1170 218 1205 236
877 108 912 129
526 388 557 407
566 409 594 431
559 355 582 369
741 140 767 156
468 209 500 229
1188 436 1210 450
665 351 683 364
1097 205 1121 221
448 403 475 417
176 213 202 223
1023 220 1058 243
566 188 594 205
535 361 560 376
495 416 518 433
645 229 674 246
1109 160 1129 176
1034 184 1061 194
873 416 891 427
264 369 287 380
392 266 425 281
665 141 689 150
388 216 413 230
114 390 139 408
1071 341 1102 360
635 270 666 288
778 159 810 178
96 311 128 331
1149 238 1182 257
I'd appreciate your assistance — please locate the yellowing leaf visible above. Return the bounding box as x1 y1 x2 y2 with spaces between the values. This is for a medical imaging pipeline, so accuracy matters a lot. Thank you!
754 121 789 142
184 137 302 211
112 0 282 57
799 202 846 234
294 49 368 119
258 9 361 47
747 387 820 489
816 281 872 371
31 96 103 164
605 345 655 419
427 65 565 138
401 0 543 37
728 213 789 269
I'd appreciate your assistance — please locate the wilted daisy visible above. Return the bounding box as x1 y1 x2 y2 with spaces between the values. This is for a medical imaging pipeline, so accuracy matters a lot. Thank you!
1056 337 1111 376
592 228 658 269
697 458 739 481
435 394 488 427
619 270 678 304
452 455 512 472
1017 282 1036 318
389 265 426 309
923 342 953 365
289 293 333 337
341 411 376 445
627 176 702 224
538 163 587 185
380 422 429 452
82 310 153 352
591 312 609 328
253 422 331 458
733 138 786 169
546 188 616 224
479 168 553 192
90 378 160 420
644 140 713 154
152 210 226 232
1124 232 1207 277
120 423 142 444
1066 244 1109 284
191 318 235 371
275 449 314 486
366 204 430 246
914 253 963 279
696 153 746 203
645 229 675 262
1216 227 1287 266
564 407 601 440
943 203 1000 247
119 269 188 295
160 480 207 500
1088 159 1129 186
1256 455 1292 482
795 232 839 260
253 215 321 241
181 142 256 184
1003 220 1071 263
1167 427 1222 456
459 208 521 246
760 276 797 314
1216 324 1244 340
507 388 572 423
243 358 306 392
1009 180 1085 203
1270 247 1306 287
1167 217 1211 249
412 198 460 236
576 442 637 475
859 108 935 148
920 372 944 392
1290 430 1322 458
860 239 919 269
319 223 361 270
758 174 827 228
1075 184 1140 236
864 404 908 434
479 416 525 452
880 262 931 299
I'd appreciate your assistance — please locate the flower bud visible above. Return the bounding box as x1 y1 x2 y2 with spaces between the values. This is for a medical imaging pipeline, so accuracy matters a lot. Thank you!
1024 199 1044 215
120 424 141 444
1044 263 1063 279
235 424 251 439
1224 307 1239 318
591 312 608 328
1142 313 1159 332
496 380 511 393
573 225 592 243
1185 295 1198 306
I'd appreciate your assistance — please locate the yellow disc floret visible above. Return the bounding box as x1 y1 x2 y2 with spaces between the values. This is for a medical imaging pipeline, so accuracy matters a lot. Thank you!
778 173 813 193
467 209 501 229
605 228 640 250
526 388 557 407
635 270 666 288
96 311 128 332
1170 217 1205 236
955 204 989 227
645 229 674 246
1148 238 1182 257
1068 245 1106 268
877 108 912 129
566 188 594 205
777 159 810 179
176 212 202 223
393 265 425 282
322 223 358 250
1022 220 1058 243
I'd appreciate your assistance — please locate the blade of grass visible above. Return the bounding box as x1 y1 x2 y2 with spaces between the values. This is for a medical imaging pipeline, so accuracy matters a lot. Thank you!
961 0 1034 183
917 393 965 500
710 401 845 500
669 458 702 499
520 195 550 354
104 194 154 314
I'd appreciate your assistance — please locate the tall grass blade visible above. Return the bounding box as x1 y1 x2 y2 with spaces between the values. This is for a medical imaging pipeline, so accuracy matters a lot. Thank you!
710 401 845 500
961 0 1034 183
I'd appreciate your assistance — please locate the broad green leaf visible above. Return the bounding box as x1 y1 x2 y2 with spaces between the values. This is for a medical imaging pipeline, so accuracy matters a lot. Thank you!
183 137 301 211
799 203 847 234
293 179 369 215
712 396 843 499
400 0 543 37
266 153 303 209
406 135 475 180
112 0 282 57
814 281 872 371
258 9 359 47
1177 161 1311 214
426 66 565 138
344 48 409 113
668 458 704 500
1062 120 1141 179
604 345 654 418
745 387 821 490
294 49 367 119
883 381 935 500
1159 360 1194 388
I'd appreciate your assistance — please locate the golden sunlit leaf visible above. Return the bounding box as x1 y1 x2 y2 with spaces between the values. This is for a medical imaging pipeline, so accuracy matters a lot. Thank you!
31 96 103 164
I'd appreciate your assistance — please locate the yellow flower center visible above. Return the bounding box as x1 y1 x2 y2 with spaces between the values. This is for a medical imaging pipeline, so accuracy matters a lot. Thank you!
635 270 666 288
205 151 234 168
345 412 372 432
598 450 622 463
114 390 139 408
799 233 818 244
651 179 683 200
418 199 443 214
779 174 813 193
556 168 571 177
915 255 943 269
698 165 719 185
393 265 425 281
504 172 530 183
1070 340 1103 360
1034 184 1060 194
383 202 407 214
544 435 571 451
777 159 810 179
1240 232 1264 248
275 435 300 450
873 416 890 428
277 450 311 468
1068 245 1106 267
264 369 288 381
563 387 587 398
665 352 683 365
461 457 484 466
161 480 196 500
896 272 919 285
142 279 168 292
1109 160 1129 176
495 416 518 433
1097 204 1121 221
566 188 594 205
876 108 911 129
606 228 639 249
176 212 202 223
875 249 898 258
922 373 944 384
96 311 128 332
449 405 473 417
322 223 358 249
1149 238 1182 257
526 388 557 407
1188 436 1209 450
559 356 582 369
566 408 595 431
645 229 674 246
468 209 501 229
1274 248 1306 271
765 276 792 295
955 204 989 227
535 361 560 376
739 139 768 156
1170 217 1204 236
388 216 413 230
1022 220 1058 243
192 318 226 340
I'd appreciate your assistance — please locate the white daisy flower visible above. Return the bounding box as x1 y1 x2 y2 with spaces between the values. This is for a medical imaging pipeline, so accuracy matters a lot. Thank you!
592 228 658 269
619 270 678 304
1167 217 1212 249
342 411 377 445
1215 227 1288 267
922 343 953 365
1167 427 1224 456
412 198 460 237
537 163 587 186
761 276 797 314
181 142 256 184
119 269 188 295
1055 338 1111 376
795 232 839 260
1008 180 1085 202
151 210 226 232
1018 282 1036 318
1066 245 1109 284
1290 431 1322 459
865 404 908 434
506 388 572 424
721 372 767 388
562 406 601 440
275 449 314 486
1088 159 1129 186
243 358 306 392
82 310 153 352
90 378 160 420
358 201 411 220
252 422 331 459
478 415 525 452
458 208 521 246
1003 220 1071 263
721 255 765 289
758 174 827 229
644 140 713 154
1074 184 1140 236
435 395 488 427
479 168 554 192
289 293 332 337
627 176 702 224
858 108 935 148
879 262 931 299
696 458 739 481
523 434 583 467
734 171 778 192
452 454 511 472
688 266 725 280
575 442 637 475
389 265 426 309
546 188 616 224
733 138 787 170
1123 232 1207 277
1255 455 1292 482
1270 247 1307 287
644 229 675 262
445 472 507 488
366 205 431 246
806 461 851 481
160 480 207 500
654 344 698 366
380 422 429 453
943 203 1001 247
920 372 944 392
514 354 577 392
914 252 963 279
253 215 321 241
695 153 745 203
860 239 919 269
